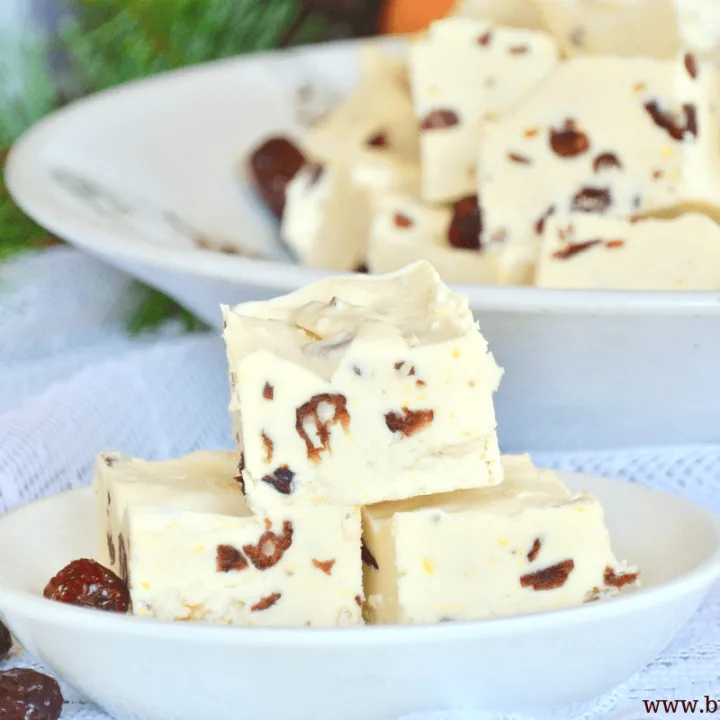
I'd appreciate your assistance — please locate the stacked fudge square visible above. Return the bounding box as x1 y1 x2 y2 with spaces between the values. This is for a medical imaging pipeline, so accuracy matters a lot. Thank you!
95 261 638 627
254 3 720 293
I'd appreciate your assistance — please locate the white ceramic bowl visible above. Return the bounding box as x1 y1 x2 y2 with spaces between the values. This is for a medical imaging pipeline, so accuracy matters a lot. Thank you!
0 474 718 720
7 39 720 451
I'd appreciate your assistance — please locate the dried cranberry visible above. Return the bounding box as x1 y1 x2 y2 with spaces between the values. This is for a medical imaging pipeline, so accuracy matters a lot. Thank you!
420 109 460 131
552 240 601 260
0 621 11 660
367 131 389 148
593 152 622 173
354 263 369 274
507 152 531 165
527 538 541 562
251 592 281 612
549 119 590 158
477 31 492 46
385 407 434 436
684 52 698 80
643 101 698 141
262 382 274 400
534 205 556 235
216 545 248 573
295 393 350 462
248 136 306 219
243 521 294 570
43 558 130 613
448 195 482 250
261 432 274 463
393 213 413 228
261 465 295 495
0 668 63 720
520 559 575 591
604 566 639 588
572 187 612 213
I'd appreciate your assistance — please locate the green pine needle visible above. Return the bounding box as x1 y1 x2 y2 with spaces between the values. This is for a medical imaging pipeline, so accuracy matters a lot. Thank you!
0 0 329 332
61 0 327 92
126 284 209 335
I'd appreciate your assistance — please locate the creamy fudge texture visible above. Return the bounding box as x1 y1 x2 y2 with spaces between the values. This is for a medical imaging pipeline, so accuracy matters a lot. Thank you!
367 194 509 285
409 16 558 203
478 54 720 283
94 451 245 576
537 212 720 290
452 0 545 29
674 0 720 61
351 152 421 205
281 162 372 272
305 48 418 164
281 152 421 272
124 504 363 626
222 262 503 511
532 0 680 58
362 455 639 624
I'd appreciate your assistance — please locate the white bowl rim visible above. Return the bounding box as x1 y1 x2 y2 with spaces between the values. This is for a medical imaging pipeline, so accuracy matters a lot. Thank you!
1 477 719 647
6 45 720 317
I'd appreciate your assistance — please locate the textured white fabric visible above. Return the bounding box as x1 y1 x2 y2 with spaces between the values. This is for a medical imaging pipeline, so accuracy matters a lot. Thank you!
0 248 718 719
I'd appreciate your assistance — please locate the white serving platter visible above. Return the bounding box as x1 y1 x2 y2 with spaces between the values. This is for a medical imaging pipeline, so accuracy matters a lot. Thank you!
7 38 720 451
0 474 718 720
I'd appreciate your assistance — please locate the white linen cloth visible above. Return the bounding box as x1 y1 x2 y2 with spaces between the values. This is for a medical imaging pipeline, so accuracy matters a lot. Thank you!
0 248 718 719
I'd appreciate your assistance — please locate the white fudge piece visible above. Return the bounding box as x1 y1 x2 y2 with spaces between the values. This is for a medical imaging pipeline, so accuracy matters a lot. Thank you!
362 455 639 624
674 0 720 61
409 16 559 203
221 261 504 511
305 48 418 164
532 0 680 58
537 212 720 290
452 0 545 29
367 194 510 285
93 451 244 576
281 162 371 272
125 504 363 627
351 152 422 205
478 55 720 283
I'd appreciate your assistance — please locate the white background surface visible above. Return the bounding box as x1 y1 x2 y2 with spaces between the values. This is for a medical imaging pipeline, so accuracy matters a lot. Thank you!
0 247 718 719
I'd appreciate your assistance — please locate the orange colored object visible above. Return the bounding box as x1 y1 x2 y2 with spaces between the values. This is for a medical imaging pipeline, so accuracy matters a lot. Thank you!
379 0 456 34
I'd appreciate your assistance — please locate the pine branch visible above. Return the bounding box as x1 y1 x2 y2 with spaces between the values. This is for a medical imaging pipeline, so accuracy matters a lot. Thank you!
126 284 208 335
61 0 329 92
0 0 337 332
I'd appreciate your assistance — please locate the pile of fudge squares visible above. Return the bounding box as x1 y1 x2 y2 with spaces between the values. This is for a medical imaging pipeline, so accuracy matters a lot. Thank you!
90 262 638 627
248 0 720 291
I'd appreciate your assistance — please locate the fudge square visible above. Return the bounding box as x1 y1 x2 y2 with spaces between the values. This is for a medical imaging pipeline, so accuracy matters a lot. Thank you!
94 450 246 576
281 161 372 272
532 0 680 59
362 455 639 624
478 54 720 283
409 16 558 203
537 212 720 290
124 503 363 627
367 194 507 285
221 261 503 511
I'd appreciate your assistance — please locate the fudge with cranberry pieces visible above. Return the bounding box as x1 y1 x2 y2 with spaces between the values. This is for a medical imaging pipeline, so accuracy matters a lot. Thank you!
409 16 558 203
362 455 639 624
222 261 503 511
537 212 720 290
